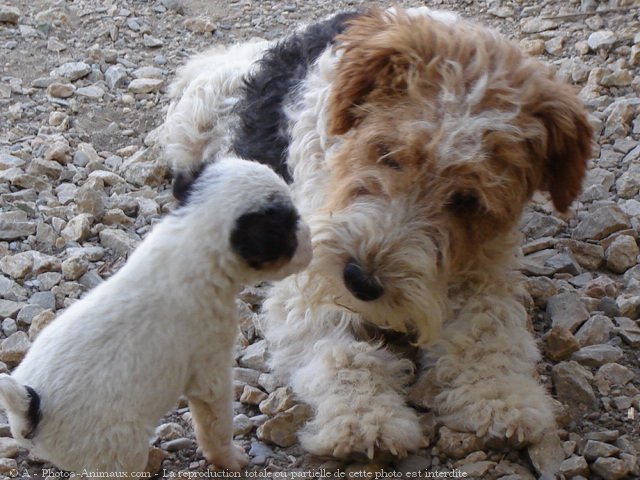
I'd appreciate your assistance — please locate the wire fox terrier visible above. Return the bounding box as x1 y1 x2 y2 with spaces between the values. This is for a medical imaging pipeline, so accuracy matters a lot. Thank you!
0 158 312 475
162 6 593 460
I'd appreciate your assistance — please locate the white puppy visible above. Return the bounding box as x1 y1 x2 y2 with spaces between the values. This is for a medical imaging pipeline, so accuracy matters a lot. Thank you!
0 158 312 476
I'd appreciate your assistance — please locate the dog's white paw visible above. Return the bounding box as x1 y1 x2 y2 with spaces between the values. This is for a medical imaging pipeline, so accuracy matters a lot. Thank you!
300 399 424 459
439 394 554 448
204 442 249 471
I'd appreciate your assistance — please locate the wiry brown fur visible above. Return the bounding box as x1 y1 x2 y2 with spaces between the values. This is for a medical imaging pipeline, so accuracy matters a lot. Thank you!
322 9 592 280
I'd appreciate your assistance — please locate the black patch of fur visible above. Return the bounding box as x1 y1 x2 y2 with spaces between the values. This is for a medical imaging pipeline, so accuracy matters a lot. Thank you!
232 10 361 182
23 385 41 439
172 164 205 205
231 200 299 269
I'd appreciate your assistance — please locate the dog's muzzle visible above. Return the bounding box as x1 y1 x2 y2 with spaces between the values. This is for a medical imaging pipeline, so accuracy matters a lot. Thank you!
343 259 384 301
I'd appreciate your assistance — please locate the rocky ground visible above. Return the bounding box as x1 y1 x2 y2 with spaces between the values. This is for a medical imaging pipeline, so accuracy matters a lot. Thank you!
0 0 639 479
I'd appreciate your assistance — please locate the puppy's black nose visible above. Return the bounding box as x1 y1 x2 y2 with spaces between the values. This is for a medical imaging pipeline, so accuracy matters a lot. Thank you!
343 260 384 301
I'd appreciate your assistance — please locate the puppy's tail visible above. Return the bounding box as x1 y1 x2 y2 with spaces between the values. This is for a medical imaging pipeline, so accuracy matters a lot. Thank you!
0 374 42 440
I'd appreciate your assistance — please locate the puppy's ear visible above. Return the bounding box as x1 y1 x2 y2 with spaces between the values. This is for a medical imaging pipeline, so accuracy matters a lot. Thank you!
231 201 299 269
530 81 593 213
328 10 402 135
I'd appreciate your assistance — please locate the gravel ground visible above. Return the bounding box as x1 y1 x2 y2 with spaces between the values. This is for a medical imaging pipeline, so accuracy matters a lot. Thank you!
1 0 639 479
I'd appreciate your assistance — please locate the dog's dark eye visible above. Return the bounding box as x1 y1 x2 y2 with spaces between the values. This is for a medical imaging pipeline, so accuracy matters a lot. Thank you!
376 144 401 170
448 191 483 215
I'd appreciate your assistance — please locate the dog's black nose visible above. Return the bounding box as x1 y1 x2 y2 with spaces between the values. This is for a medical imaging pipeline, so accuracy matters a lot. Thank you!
343 260 384 301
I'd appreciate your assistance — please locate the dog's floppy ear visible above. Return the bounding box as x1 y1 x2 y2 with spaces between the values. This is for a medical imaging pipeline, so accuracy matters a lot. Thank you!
328 10 403 135
530 81 593 213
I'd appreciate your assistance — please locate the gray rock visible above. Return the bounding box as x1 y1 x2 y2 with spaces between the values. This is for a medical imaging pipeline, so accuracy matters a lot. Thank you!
0 331 30 364
395 454 432 475
525 276 557 308
0 153 26 170
545 326 580 361
27 158 63 178
547 292 590 333
0 251 34 279
521 18 558 33
154 422 184 442
78 270 103 290
597 297 621 318
571 344 623 367
545 251 582 275
575 315 613 346
143 35 164 48
0 299 23 318
552 361 597 409
248 441 273 465
233 367 261 387
161 437 195 452
99 228 139 255
50 61 91 81
256 404 311 448
239 339 268 371
0 213 36 240
595 363 635 394
75 185 106 219
28 291 56 310
0 5 20 24
588 30 617 51
459 461 495 477
37 272 62 291
61 213 93 243
127 78 164 94
521 212 565 239
556 239 604 270
76 85 105 99
45 140 70 163
591 457 630 480
584 276 618 299
233 414 254 436
527 432 565 479
583 439 620 460
572 206 630 241
1 318 17 337
119 148 167 186
28 309 55 340
105 65 128 90
604 99 637 138
132 66 164 79
62 255 89 281
17 304 45 325
605 235 639 274
240 385 268 405
0 275 27 301
259 387 297 416
558 456 589 478
616 294 640 319
615 165 640 199
584 430 620 443
46 37 66 52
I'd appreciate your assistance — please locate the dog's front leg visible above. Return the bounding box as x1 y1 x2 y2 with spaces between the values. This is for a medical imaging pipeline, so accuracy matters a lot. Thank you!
427 294 556 447
186 352 249 472
287 335 425 459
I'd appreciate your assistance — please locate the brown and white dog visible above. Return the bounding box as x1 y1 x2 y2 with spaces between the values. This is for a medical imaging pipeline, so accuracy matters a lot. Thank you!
163 6 593 460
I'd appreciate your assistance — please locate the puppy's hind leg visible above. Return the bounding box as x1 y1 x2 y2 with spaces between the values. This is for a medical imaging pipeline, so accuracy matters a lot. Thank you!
186 361 249 472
